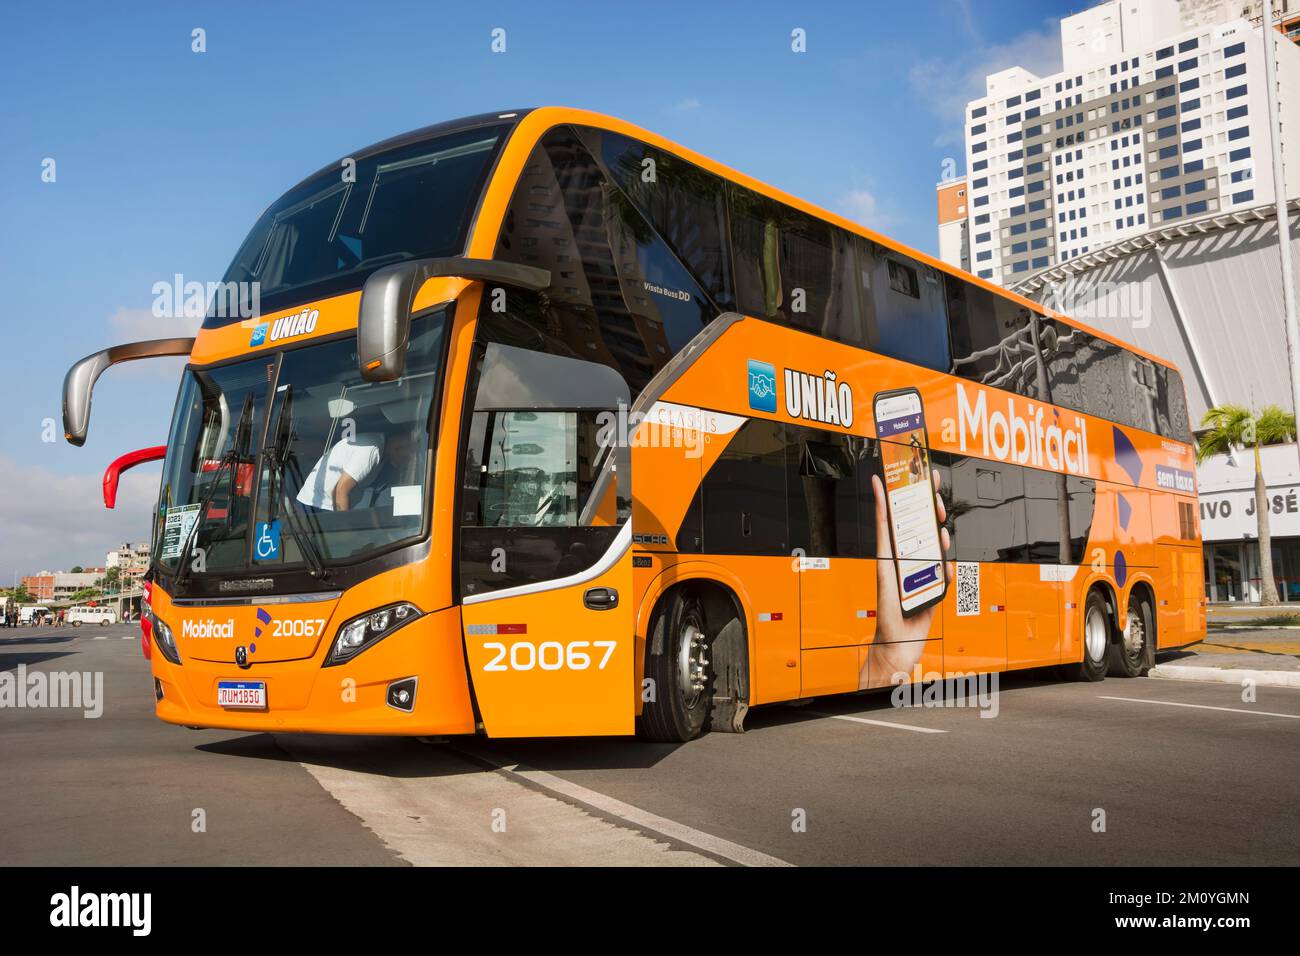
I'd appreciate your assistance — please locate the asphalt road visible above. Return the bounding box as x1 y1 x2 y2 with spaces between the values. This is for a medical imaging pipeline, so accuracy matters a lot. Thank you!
2 623 1297 866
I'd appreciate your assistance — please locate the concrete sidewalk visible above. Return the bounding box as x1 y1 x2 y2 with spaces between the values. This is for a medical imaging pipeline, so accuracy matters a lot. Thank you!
1153 627 1300 688
1207 604 1300 629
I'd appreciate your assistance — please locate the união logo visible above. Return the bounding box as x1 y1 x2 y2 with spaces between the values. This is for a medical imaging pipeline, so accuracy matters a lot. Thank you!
748 359 777 412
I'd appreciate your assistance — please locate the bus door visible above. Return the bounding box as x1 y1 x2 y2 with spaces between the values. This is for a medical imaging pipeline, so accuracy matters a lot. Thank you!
1008 468 1066 667
459 344 635 737
796 430 874 697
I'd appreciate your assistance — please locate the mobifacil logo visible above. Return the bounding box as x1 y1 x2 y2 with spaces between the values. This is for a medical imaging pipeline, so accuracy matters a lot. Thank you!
181 618 235 639
784 367 854 428
956 383 1090 475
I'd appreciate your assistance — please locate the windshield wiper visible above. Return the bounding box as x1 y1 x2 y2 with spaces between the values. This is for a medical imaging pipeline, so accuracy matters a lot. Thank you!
174 395 254 586
266 386 329 579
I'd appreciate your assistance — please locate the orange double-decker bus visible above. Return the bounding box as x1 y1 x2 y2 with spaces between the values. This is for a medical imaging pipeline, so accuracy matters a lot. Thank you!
63 107 1206 742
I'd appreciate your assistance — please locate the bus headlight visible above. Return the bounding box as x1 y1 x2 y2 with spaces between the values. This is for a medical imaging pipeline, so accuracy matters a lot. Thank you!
154 617 182 665
324 603 422 666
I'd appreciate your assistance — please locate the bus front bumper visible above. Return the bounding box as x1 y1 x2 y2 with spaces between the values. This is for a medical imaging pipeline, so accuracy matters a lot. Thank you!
152 605 477 735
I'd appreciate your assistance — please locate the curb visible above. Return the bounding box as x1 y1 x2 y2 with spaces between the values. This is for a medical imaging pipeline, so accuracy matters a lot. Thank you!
1149 664 1300 688
1208 624 1300 631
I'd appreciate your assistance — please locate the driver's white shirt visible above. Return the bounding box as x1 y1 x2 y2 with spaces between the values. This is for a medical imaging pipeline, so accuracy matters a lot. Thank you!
296 433 383 511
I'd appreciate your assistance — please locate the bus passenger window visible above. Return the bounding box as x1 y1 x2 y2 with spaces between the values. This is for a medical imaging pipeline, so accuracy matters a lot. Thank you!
857 238 951 372
700 418 789 555
789 429 863 557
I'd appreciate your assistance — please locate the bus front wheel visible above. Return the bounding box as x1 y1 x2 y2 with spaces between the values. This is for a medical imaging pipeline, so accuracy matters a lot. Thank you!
638 589 713 742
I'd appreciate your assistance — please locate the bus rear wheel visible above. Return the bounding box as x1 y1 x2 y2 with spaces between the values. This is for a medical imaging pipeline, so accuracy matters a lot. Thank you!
1109 594 1152 678
1064 590 1111 682
637 589 713 742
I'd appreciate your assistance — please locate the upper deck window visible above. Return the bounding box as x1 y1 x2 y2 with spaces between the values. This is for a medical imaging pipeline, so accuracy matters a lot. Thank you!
212 124 506 324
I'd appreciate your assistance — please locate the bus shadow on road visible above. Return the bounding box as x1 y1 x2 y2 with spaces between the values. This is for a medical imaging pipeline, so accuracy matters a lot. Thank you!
744 667 1069 732
0 650 78 672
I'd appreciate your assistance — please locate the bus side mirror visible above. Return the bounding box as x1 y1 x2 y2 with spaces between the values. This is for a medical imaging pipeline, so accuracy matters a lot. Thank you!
357 257 551 383
357 261 420 383
62 338 196 446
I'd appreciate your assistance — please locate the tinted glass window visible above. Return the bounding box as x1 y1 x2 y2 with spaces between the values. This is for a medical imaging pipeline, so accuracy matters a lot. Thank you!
729 187 862 344
788 428 866 557
945 277 1041 393
857 238 951 371
944 456 1027 562
1024 466 1074 563
217 125 505 322
701 418 788 554
1158 365 1194 442
1045 321 1159 431
494 127 716 395
582 127 734 310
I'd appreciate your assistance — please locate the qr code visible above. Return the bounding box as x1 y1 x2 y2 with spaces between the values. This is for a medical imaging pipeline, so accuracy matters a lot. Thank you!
956 562 980 616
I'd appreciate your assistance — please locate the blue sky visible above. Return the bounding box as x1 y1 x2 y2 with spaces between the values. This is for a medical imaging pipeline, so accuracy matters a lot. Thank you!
0 0 1076 583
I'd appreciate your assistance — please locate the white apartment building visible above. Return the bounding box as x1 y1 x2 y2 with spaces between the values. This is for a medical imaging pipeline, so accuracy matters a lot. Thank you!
106 541 151 587
954 0 1300 286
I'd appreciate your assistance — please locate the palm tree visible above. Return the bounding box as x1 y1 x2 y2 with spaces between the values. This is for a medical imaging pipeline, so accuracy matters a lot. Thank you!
1196 403 1297 605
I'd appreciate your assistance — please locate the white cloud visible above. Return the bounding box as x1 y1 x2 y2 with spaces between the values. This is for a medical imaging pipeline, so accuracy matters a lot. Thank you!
103 308 197 380
910 19 1063 147
108 306 201 341
0 457 159 581
836 187 895 232
670 97 702 113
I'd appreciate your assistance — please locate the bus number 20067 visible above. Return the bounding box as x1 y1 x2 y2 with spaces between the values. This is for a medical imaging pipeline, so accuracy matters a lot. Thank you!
482 640 617 672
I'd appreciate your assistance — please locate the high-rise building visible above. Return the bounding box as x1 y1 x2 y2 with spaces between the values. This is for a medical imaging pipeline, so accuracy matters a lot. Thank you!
946 0 1300 286
935 176 970 271
1183 0 1300 44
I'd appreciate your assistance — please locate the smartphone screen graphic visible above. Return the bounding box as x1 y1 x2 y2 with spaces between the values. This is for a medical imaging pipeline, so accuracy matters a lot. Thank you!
874 389 946 614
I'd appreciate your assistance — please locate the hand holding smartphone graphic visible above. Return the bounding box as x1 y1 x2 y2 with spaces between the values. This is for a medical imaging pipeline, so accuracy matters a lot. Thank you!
864 388 952 690
864 468 952 689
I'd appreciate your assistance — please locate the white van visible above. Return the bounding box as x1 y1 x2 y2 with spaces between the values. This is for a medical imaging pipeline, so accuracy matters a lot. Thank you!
17 605 51 625
68 606 117 627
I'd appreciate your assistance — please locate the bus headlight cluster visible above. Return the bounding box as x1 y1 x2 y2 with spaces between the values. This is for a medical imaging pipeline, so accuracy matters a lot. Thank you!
324 603 422 666
153 617 182 665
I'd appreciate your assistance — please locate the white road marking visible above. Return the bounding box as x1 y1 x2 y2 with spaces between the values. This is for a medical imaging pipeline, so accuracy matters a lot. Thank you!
805 709 948 734
463 746 793 867
280 737 723 867
1100 696 1300 720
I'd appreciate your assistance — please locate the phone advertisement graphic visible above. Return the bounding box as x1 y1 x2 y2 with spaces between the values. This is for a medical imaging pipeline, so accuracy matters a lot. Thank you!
874 388 947 615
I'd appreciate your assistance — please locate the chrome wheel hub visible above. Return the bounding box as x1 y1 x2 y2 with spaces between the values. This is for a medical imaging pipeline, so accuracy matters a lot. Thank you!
1085 605 1108 663
1124 606 1145 663
676 620 708 707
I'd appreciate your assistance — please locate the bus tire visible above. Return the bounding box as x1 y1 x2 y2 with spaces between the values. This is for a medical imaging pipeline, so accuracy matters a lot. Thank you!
1065 590 1111 682
637 589 712 742
72 621 82 628
1109 592 1153 678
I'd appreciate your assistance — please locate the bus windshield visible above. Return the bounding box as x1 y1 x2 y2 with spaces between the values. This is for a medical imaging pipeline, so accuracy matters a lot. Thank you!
213 124 506 321
154 311 448 579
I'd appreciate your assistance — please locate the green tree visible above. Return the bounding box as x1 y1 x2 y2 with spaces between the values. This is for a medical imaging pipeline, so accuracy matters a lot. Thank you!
70 566 83 573
3 585 33 604
1196 403 1296 605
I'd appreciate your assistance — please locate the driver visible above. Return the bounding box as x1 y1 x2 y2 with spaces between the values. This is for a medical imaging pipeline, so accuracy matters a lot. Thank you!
297 429 414 512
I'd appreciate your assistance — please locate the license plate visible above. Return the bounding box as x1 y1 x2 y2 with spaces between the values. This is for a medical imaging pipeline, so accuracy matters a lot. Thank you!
217 680 266 709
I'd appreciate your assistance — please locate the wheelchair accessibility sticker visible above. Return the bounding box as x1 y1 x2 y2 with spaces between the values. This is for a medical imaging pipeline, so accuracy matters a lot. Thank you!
254 521 281 562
